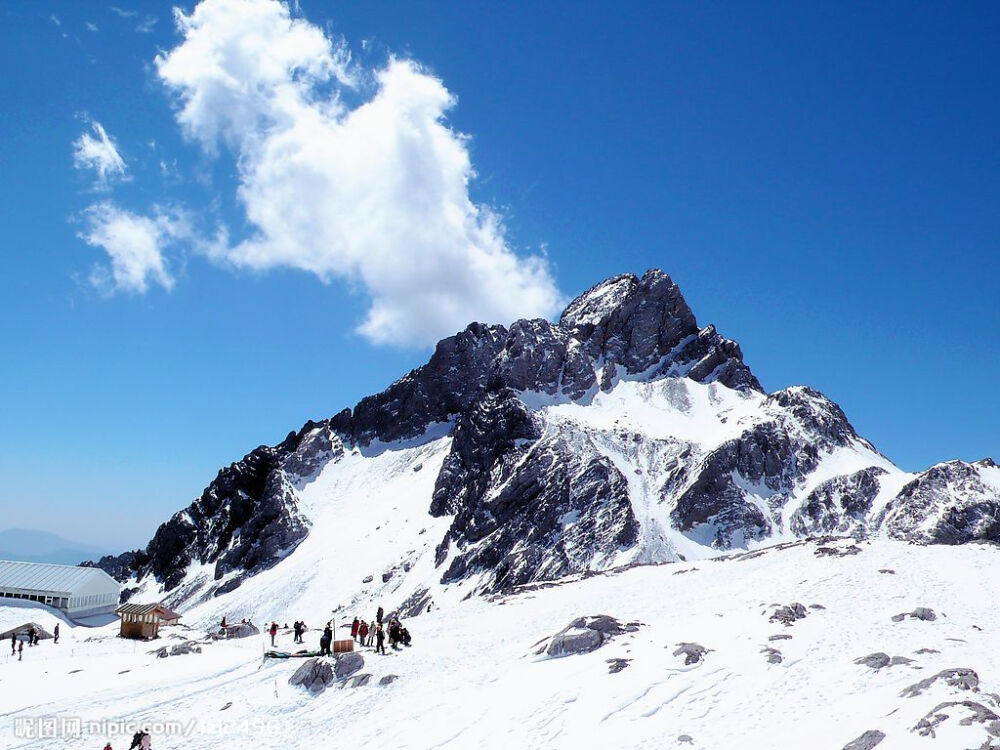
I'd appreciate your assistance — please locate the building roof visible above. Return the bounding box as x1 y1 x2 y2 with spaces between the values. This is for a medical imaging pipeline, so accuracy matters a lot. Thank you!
0 560 118 595
116 602 180 620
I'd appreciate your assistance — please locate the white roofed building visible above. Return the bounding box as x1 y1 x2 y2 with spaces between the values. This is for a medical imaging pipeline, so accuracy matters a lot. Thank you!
0 560 120 619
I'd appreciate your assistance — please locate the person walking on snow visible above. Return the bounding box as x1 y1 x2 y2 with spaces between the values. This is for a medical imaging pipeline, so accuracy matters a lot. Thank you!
375 624 386 655
376 606 384 625
27 626 36 647
268 622 278 648
9 632 15 655
17 641 23 661
358 619 369 646
351 617 360 642
54 623 59 644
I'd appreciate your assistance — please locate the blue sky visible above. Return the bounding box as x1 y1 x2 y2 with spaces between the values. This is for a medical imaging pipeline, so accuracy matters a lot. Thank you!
0 1 997 551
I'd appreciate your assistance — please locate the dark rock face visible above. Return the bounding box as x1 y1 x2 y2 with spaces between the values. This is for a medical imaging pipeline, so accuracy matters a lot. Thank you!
436 422 639 592
671 389 861 548
881 459 1000 544
791 468 887 537
334 269 761 448
90 433 315 599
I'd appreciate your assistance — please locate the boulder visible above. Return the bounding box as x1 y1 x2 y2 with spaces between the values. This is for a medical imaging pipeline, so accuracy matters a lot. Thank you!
334 652 365 680
289 658 336 694
538 615 637 658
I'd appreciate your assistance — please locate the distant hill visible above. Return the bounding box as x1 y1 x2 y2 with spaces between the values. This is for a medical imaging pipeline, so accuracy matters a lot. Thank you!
0 528 107 565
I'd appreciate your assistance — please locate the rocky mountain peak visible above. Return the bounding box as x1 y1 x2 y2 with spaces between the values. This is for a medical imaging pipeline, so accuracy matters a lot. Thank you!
94 268 1000 608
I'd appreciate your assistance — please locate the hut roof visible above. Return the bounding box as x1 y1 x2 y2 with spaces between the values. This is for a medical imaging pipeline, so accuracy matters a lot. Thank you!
116 602 181 621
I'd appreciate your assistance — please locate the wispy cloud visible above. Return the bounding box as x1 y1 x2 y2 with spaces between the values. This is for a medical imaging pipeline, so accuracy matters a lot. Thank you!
135 16 157 33
86 21 99 32
110 6 156 33
147 0 562 347
79 203 181 294
73 119 128 190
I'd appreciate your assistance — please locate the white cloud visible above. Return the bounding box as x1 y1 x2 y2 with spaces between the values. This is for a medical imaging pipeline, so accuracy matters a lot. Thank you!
110 7 138 19
86 21 99 32
152 0 563 347
73 120 127 189
135 16 157 33
79 203 181 294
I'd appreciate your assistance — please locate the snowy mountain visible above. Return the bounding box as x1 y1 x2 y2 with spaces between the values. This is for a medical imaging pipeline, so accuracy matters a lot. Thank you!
88 269 1000 618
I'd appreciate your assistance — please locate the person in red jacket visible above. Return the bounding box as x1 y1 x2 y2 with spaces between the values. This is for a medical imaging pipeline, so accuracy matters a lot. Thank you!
358 619 369 646
351 617 360 642
268 622 278 647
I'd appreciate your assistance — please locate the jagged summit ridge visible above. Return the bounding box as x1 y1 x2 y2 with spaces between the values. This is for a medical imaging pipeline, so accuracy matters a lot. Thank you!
89 269 999 609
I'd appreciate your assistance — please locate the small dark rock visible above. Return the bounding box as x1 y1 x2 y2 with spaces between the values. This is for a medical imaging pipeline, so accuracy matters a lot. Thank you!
842 729 886 749
762 647 783 664
341 673 372 689
770 602 808 626
855 653 891 671
892 608 936 623
606 658 631 674
900 669 980 698
673 642 709 665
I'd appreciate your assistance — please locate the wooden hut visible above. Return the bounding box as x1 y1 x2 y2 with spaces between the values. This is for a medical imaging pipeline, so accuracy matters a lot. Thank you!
116 603 181 640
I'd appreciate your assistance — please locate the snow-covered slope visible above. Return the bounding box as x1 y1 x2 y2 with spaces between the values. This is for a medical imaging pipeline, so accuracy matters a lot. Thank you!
8 539 1000 750
90 269 999 621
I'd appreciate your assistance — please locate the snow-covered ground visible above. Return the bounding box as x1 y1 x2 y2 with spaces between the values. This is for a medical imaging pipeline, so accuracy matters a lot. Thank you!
4 537 1000 749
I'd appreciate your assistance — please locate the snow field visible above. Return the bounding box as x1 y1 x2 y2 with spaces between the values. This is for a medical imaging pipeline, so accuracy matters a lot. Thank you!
4 538 999 749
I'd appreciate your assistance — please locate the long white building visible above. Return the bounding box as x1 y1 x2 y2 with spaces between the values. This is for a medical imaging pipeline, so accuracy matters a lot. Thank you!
0 560 120 619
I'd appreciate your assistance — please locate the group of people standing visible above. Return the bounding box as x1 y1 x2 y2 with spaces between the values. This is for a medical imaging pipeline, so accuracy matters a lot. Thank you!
350 606 411 655
255 604 413 657
9 624 56 661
